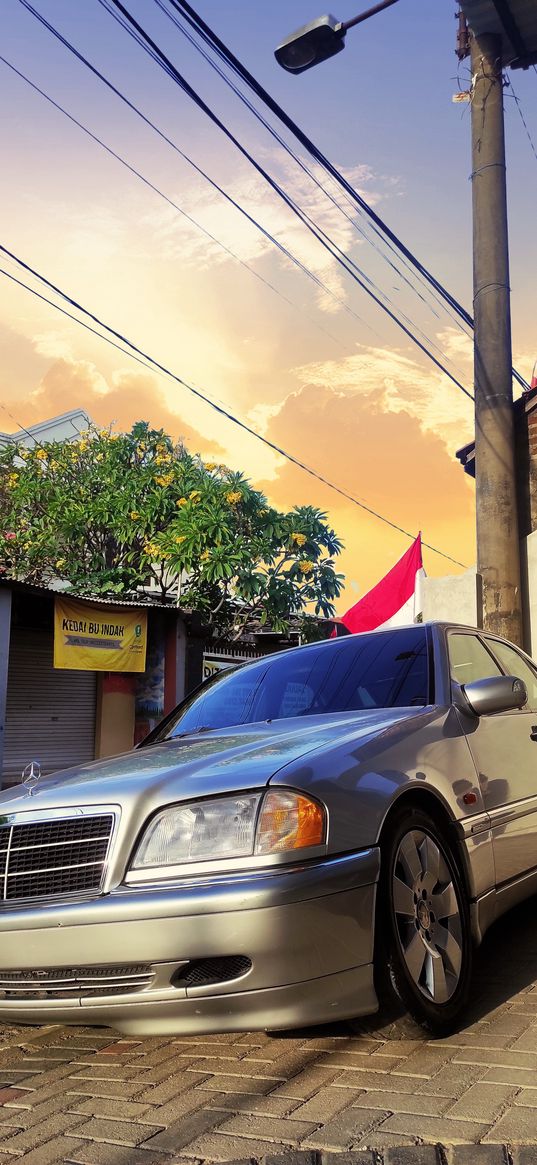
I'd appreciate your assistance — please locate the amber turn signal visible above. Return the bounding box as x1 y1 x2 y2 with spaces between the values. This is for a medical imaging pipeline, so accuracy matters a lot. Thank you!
255 790 326 854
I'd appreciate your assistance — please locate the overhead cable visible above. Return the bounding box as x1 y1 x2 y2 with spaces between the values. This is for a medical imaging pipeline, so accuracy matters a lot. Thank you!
0 244 468 569
0 53 351 352
18 0 473 397
164 0 530 393
103 0 474 399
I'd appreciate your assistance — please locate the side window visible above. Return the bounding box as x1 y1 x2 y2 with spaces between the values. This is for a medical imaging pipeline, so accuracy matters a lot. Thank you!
486 640 537 710
448 633 502 687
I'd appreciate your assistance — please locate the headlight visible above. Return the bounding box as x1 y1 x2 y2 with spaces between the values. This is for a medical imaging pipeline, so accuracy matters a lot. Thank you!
131 790 326 870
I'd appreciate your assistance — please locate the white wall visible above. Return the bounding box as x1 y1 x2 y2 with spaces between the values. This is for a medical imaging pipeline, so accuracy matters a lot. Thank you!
421 568 479 628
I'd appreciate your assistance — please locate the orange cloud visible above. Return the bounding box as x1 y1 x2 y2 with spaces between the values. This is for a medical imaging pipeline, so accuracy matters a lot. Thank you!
4 358 225 456
261 382 475 602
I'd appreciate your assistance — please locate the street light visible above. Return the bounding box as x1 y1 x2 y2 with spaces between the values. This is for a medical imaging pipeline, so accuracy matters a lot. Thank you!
274 0 401 74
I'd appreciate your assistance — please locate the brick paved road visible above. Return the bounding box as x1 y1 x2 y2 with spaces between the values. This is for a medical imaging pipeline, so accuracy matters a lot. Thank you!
2 902 537 1163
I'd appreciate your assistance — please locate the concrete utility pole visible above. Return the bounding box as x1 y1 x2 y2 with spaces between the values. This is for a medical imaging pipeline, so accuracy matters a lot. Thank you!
470 31 522 645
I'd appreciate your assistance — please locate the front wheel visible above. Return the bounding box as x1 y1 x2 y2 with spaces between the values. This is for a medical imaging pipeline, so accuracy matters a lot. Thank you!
378 807 473 1035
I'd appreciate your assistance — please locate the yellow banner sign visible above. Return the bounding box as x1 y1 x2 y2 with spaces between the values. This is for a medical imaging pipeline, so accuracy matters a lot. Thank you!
54 597 148 673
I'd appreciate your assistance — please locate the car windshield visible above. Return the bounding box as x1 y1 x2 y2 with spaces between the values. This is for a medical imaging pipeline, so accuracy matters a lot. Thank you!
150 626 430 742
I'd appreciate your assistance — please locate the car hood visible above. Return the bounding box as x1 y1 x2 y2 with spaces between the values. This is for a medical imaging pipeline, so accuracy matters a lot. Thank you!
0 707 421 813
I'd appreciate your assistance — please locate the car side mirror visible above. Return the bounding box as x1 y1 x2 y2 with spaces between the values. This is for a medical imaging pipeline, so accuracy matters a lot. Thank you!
462 674 528 716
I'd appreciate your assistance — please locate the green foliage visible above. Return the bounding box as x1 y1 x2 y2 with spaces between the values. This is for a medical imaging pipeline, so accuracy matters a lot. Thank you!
0 422 345 636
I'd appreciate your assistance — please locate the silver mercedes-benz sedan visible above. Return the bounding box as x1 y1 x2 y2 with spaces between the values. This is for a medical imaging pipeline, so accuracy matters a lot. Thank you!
1 621 536 1038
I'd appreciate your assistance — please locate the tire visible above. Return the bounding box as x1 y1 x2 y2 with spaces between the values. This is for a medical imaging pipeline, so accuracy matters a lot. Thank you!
376 806 473 1036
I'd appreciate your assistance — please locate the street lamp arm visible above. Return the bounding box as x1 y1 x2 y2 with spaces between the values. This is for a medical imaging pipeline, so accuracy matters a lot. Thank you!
342 0 401 33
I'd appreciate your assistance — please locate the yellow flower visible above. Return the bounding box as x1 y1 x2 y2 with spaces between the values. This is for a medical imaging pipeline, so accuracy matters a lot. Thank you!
292 532 307 546
174 535 186 544
205 462 217 471
155 473 173 487
130 511 140 521
143 542 161 558
226 490 242 505
55 558 66 570
35 449 47 461
176 497 188 507
189 489 201 500
299 560 314 574
95 453 104 462
78 440 89 453
200 549 210 562
155 453 172 465
7 473 19 487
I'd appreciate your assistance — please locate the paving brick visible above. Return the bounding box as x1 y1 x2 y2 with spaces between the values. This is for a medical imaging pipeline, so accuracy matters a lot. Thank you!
180 1132 292 1160
290 1086 359 1123
209 1094 300 1118
324 1053 375 1070
420 1061 484 1098
329 1070 419 1095
0 1090 27 1105
0 1136 87 1165
143 1106 227 1152
138 1085 213 1125
67 1097 155 1120
320 1152 376 1164
199 1075 274 1096
446 1081 517 1122
515 1089 537 1107
353 1089 450 1116
0 1111 88 1154
451 1147 508 1164
135 1070 210 1105
512 1149 537 1165
453 1048 537 1070
483 1103 537 1142
274 1069 341 1100
64 1142 174 1165
391 1047 455 1078
384 1149 440 1164
304 1106 387 1149
72 1116 164 1146
213 1114 318 1145
378 1112 490 1143
69 1064 151 1082
482 1066 537 1088
0 1095 69 1131
263 1153 319 1165
66 1081 150 1100
95 1041 143 1056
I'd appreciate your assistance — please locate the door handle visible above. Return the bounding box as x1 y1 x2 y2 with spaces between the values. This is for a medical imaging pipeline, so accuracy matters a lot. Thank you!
531 726 537 741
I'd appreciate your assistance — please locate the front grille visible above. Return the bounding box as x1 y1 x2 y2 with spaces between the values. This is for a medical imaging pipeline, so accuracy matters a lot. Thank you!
0 813 114 904
175 956 252 988
0 964 153 1000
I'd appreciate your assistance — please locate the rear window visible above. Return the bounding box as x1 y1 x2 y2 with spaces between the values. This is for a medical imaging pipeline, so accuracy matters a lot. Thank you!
150 626 429 741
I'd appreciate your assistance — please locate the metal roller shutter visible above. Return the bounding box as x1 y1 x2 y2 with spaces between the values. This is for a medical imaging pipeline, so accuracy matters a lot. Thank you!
3 627 97 786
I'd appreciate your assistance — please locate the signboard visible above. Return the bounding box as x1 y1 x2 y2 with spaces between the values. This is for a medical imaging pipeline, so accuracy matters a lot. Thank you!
54 597 147 673
203 656 234 681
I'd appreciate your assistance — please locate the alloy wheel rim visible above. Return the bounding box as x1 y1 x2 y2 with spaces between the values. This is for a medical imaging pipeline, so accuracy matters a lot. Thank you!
392 828 463 1004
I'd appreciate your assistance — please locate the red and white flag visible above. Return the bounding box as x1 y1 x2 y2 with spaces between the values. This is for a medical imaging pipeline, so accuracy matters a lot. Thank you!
333 534 424 636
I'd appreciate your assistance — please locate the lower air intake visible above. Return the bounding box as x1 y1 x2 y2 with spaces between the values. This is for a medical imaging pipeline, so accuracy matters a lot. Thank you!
174 956 252 988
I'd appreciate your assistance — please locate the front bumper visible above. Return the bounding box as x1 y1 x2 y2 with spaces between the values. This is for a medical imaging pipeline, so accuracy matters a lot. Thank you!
0 848 379 1035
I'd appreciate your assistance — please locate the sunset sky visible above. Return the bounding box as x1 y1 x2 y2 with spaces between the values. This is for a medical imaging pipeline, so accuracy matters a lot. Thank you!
1 0 536 609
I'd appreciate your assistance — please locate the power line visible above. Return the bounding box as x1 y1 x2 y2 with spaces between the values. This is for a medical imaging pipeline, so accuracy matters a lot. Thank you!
507 76 537 166
0 54 351 354
109 0 448 329
103 0 474 399
164 0 530 394
16 0 374 335
0 244 468 568
18 0 473 398
103 0 473 384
